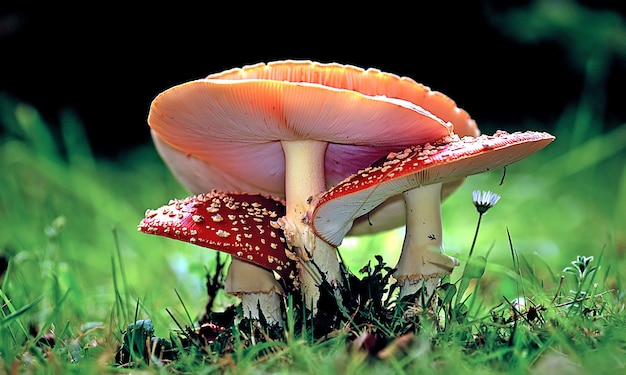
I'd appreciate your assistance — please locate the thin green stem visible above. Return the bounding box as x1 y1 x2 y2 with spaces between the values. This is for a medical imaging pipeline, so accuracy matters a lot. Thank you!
468 213 483 259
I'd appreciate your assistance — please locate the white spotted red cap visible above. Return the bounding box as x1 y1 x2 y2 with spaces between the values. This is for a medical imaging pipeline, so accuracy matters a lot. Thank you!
139 190 296 286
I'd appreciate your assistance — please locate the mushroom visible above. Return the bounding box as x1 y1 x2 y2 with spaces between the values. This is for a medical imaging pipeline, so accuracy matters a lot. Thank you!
150 60 480 238
147 60 467 311
138 190 296 324
310 130 555 304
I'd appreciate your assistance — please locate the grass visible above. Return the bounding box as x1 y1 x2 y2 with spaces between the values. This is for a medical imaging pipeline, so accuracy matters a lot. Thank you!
1 88 625 374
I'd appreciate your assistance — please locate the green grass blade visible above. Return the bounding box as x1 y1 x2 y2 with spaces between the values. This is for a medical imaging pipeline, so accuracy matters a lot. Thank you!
0 290 44 329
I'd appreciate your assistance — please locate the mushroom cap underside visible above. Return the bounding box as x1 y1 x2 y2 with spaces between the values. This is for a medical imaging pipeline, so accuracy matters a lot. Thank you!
310 131 556 247
347 175 467 235
148 78 453 195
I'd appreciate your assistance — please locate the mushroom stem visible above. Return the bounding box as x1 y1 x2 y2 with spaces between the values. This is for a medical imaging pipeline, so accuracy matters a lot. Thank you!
394 183 459 304
279 139 343 310
225 258 285 325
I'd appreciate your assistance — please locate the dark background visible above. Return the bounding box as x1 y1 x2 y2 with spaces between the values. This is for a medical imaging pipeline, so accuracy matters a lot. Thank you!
1 1 624 158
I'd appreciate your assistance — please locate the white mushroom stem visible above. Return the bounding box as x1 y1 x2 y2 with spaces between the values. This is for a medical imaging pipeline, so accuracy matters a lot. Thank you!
278 140 343 310
394 183 459 303
225 259 285 325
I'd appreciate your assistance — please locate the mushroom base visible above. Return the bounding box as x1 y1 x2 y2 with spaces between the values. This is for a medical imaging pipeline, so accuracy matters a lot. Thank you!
225 259 286 325
395 273 445 304
394 253 458 310
238 291 284 325
394 251 460 280
295 238 344 312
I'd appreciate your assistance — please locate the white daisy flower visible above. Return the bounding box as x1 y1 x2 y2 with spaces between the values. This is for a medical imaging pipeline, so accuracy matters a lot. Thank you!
472 190 501 214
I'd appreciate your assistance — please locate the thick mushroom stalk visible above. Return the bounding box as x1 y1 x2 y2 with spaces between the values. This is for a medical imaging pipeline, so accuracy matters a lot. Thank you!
277 140 343 309
138 191 296 325
395 183 459 301
310 131 556 309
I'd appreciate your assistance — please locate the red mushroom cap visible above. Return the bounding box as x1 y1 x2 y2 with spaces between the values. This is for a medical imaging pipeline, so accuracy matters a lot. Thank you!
138 190 296 282
310 131 556 247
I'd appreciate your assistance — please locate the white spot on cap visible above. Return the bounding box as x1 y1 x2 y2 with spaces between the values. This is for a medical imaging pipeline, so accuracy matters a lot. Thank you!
216 230 230 238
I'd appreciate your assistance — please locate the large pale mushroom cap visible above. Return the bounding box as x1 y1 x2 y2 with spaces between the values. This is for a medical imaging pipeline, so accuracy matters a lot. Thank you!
148 60 457 197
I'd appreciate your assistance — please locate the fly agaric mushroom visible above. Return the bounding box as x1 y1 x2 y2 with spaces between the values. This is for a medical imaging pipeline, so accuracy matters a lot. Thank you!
310 130 555 303
138 190 296 324
147 60 466 311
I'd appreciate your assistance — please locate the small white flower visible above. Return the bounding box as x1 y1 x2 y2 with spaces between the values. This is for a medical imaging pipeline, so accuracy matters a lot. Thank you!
472 190 501 214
